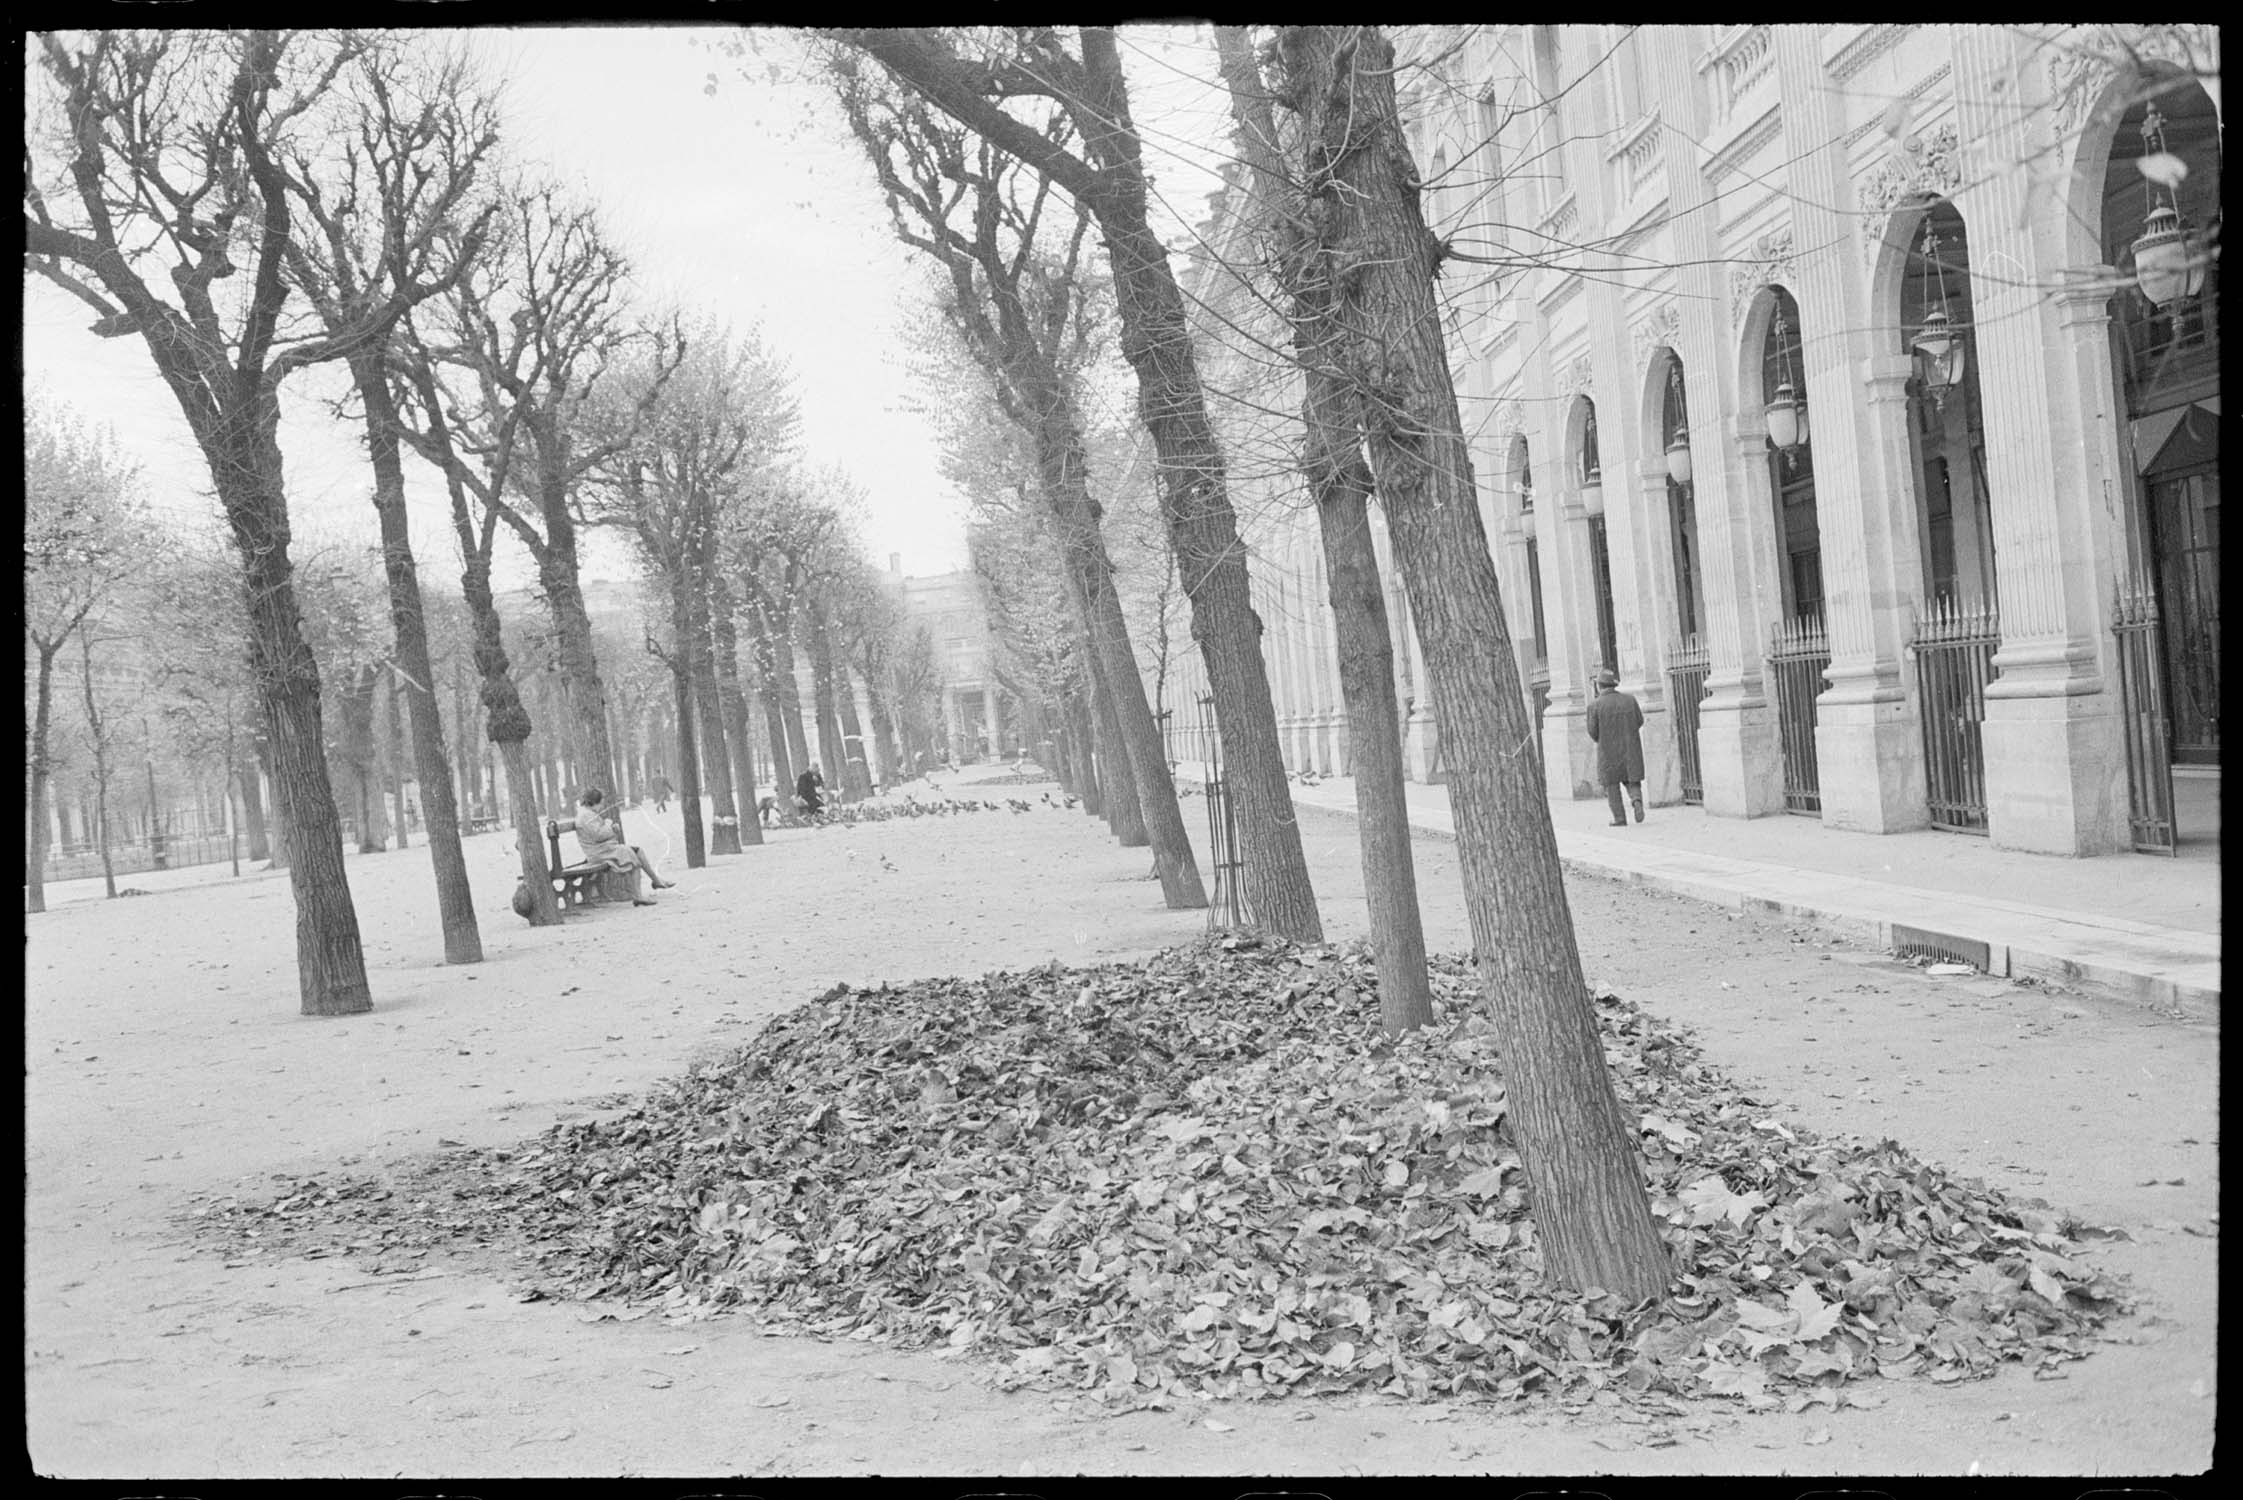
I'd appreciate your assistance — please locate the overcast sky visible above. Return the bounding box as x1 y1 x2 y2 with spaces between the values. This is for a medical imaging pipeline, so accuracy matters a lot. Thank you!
23 26 1229 594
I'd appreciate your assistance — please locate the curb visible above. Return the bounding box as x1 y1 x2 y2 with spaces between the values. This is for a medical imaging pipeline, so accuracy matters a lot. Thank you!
1553 847 2220 1023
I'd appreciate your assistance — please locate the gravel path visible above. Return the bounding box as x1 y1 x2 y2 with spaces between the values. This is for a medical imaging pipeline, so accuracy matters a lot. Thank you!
25 771 2216 1476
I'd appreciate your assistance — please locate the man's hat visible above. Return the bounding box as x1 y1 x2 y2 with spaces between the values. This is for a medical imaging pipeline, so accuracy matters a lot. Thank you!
1594 668 1618 688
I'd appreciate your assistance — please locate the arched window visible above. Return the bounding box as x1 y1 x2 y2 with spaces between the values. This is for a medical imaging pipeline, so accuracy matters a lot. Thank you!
1759 286 1821 621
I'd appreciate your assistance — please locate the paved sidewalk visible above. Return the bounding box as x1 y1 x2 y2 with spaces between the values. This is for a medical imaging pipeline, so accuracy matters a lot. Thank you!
1166 764 2220 1020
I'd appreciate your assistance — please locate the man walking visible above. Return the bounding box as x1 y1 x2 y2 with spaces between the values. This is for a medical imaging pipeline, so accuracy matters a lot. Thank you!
1585 667 1645 827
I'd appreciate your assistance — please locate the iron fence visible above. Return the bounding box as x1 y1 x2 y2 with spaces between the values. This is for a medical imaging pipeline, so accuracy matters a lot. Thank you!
1666 635 1710 805
1195 693 1246 930
1767 616 1829 816
2112 575 2176 854
1908 596 1999 833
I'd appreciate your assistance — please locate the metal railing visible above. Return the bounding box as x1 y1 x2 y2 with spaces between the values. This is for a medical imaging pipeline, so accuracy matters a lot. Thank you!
2112 575 2176 855
1195 693 1246 930
1909 596 1999 833
1667 635 1710 805
1767 616 1829 816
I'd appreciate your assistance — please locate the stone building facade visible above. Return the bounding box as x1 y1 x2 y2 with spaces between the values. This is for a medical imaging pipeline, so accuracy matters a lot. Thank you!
1156 23 2219 857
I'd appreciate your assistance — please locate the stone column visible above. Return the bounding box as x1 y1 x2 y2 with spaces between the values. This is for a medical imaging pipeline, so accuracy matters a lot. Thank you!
982 685 1001 760
1627 458 1683 805
1774 27 1929 833
1955 28 2129 854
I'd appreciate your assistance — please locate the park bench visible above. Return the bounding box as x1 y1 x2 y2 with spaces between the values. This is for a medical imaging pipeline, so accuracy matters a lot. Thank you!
543 818 641 912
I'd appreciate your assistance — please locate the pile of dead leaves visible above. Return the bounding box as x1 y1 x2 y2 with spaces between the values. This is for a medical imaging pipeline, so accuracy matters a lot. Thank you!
189 939 2127 1410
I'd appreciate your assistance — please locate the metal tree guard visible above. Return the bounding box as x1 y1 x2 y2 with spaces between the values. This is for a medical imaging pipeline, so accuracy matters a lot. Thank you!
1196 692 1246 931
2113 574 2177 854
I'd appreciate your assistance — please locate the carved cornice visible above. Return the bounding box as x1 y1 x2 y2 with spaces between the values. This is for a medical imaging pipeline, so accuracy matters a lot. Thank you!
1630 300 1684 367
1827 23 1913 82
1842 63 1957 147
1728 226 1797 319
1856 122 1963 251
1704 104 1785 182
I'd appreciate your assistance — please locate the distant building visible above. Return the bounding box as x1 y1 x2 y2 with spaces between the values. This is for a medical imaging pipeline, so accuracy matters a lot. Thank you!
896 562 1012 763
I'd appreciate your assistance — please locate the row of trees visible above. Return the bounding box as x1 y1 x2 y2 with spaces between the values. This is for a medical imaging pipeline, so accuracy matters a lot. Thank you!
25 32 943 1010
28 23 1663 1299
803 25 1672 1299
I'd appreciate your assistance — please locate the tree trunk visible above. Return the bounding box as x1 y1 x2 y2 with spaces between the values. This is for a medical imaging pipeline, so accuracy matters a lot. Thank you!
708 576 765 846
1045 415 1205 903
1080 623 1147 846
241 739 271 863
769 613 814 784
530 432 619 801
1217 23 1427 1030
805 606 846 794
339 662 384 853
144 755 169 869
673 663 706 868
1065 689 1103 818
1065 31 1319 937
385 671 411 852
835 665 874 799
25 641 59 915
80 633 118 900
745 599 796 800
446 471 558 926
1295 25 1666 1297
682 568 742 856
496 735 557 926
217 412 372 1014
857 650 903 791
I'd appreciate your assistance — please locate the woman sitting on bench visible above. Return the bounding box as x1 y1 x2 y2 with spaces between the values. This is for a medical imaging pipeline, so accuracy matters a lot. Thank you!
556 787 674 904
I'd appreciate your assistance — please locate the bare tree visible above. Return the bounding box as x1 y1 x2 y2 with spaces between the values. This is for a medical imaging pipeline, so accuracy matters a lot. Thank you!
1274 26 1667 1297
24 402 142 914
1217 27 1433 1031
280 39 499 962
25 30 392 1013
836 68 1204 904
588 323 800 854
835 25 1319 937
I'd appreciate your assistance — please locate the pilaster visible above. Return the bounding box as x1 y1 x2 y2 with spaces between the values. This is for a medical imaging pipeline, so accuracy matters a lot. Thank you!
1953 27 2129 854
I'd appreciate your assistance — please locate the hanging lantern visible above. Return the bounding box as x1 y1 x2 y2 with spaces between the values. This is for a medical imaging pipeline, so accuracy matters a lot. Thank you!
2131 104 2207 309
2132 202 2201 307
1764 304 1809 455
1578 409 1603 516
1580 473 1606 517
1910 217 1969 405
1663 364 1692 484
1765 379 1802 451
1912 303 1967 398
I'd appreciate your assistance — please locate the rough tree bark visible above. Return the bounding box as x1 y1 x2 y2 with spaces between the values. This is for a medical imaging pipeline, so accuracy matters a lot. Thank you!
345 351 481 958
683 529 743 855
405 356 560 926
841 26 1317 938
1286 25 1667 1297
1080 628 1147 846
1065 690 1103 817
1218 25 1429 1030
671 658 707 869
708 573 766 845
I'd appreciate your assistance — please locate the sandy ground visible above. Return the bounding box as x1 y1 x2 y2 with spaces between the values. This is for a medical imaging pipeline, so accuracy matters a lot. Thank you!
24 769 2217 1478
